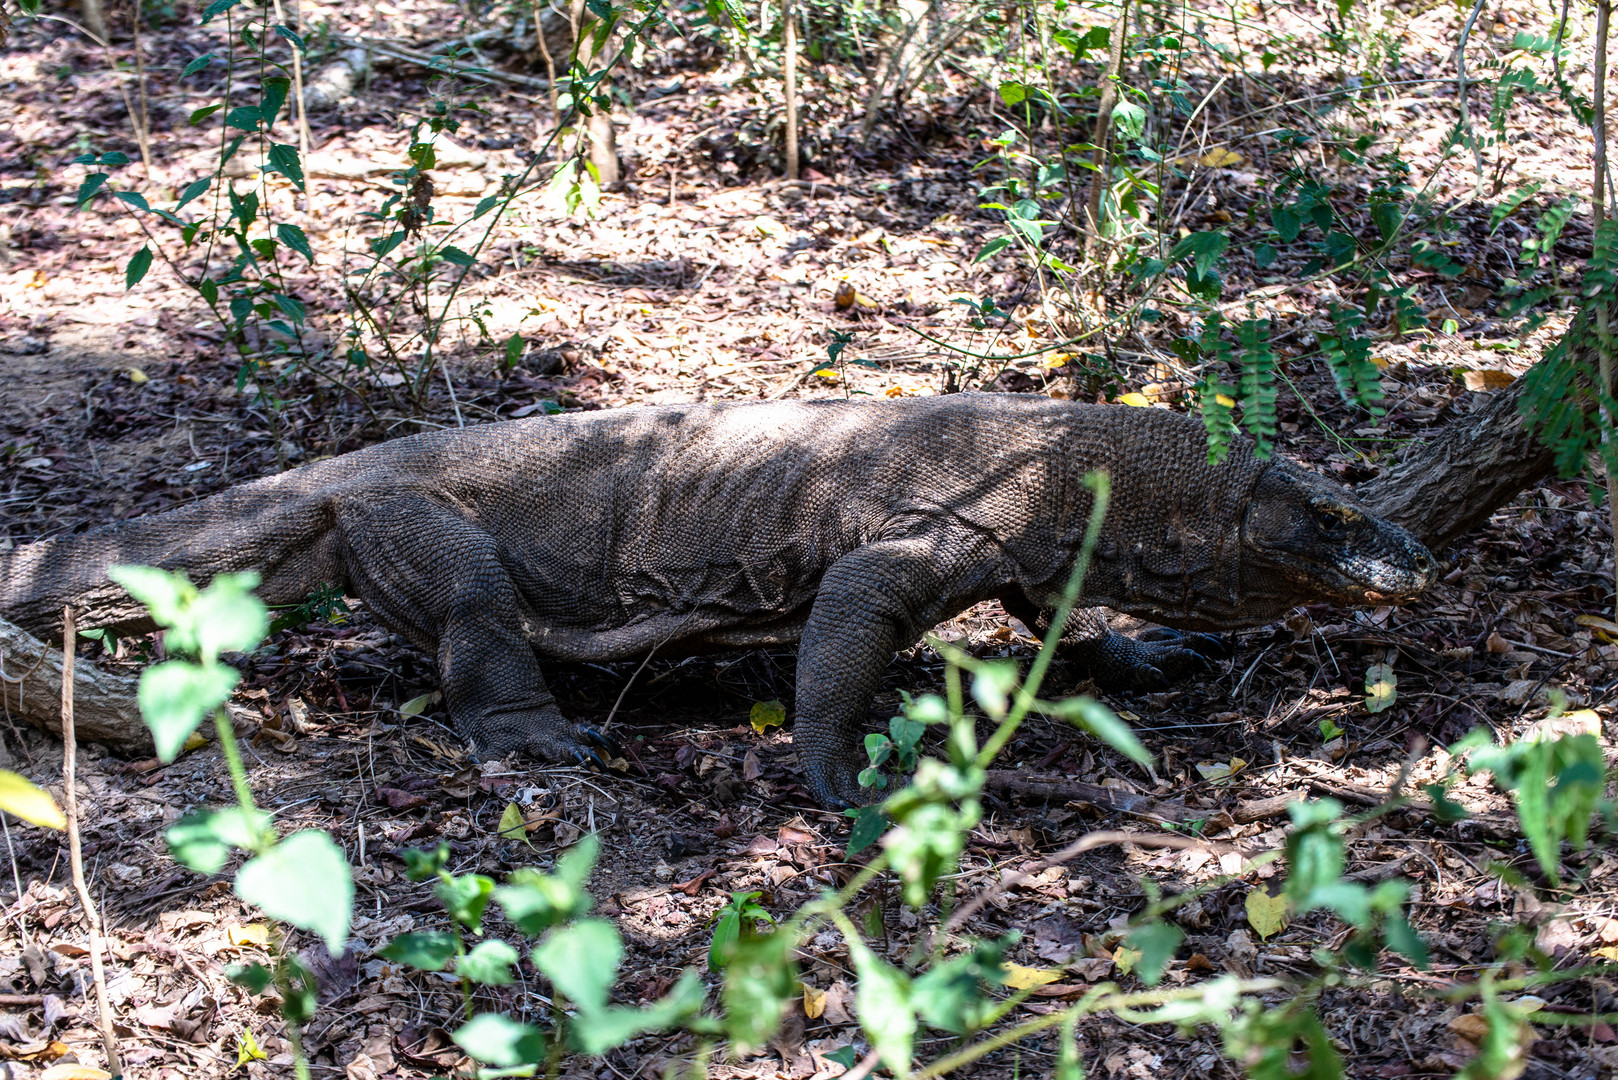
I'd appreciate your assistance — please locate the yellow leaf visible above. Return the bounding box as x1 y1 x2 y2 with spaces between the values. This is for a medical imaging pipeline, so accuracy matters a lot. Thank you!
228 923 270 946
41 1066 112 1080
126 367 149 384
1215 393 1236 408
183 730 209 753
498 802 534 848
1245 888 1288 940
1576 614 1618 640
1112 946 1141 975
1199 148 1243 168
1041 352 1073 370
812 368 841 382
1195 757 1246 785
1116 392 1151 407
0 769 65 830
1365 662 1397 714
802 983 827 1019
1593 946 1618 962
236 1028 268 1068
1462 369 1515 391
752 215 785 238
999 963 1061 990
750 700 787 733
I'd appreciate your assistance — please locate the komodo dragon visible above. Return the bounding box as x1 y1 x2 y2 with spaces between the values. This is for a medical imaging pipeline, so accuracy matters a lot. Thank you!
0 394 1435 805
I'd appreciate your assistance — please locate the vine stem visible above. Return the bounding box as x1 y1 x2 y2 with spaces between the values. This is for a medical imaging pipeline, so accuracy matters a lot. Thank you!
1453 0 1488 180
59 607 124 1079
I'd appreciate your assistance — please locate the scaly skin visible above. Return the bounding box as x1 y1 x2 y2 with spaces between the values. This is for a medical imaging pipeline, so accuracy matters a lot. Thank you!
0 395 1436 806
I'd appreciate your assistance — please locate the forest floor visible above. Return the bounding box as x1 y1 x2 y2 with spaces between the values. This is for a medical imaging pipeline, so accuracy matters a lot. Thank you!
1 1 1617 1079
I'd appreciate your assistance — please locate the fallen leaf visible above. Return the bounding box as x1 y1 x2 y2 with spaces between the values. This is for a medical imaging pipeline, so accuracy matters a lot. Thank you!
1462 369 1514 391
999 963 1061 990
1448 1013 1490 1043
1245 888 1288 940
1115 392 1151 407
802 983 827 1019
228 923 270 946
1364 662 1397 713
1199 147 1243 167
750 700 786 733
497 802 533 847
126 367 149 384
741 749 763 781
40 1066 112 1080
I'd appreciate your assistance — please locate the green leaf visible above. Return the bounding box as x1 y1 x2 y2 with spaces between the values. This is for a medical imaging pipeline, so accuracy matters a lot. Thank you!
1112 99 1146 141
137 661 238 762
453 1013 547 1068
1126 922 1183 986
1167 230 1229 279
708 909 740 972
720 930 798 1054
1364 662 1397 713
175 177 210 211
188 104 224 126
911 939 1006 1035
974 236 1013 263
401 844 449 881
997 80 1029 106
473 195 500 218
266 143 304 190
181 53 217 77
435 873 495 932
848 938 914 1073
1054 696 1150 766
234 830 353 954
165 806 271 873
274 25 306 50
1284 798 1346 907
77 172 108 208
458 939 519 985
377 931 458 971
1272 204 1302 243
531 918 620 1012
199 0 244 22
225 106 262 132
570 970 705 1055
226 960 272 993
115 191 150 212
495 835 597 932
271 293 306 327
439 245 475 267
845 805 887 858
1383 916 1429 969
125 246 153 290
276 223 314 263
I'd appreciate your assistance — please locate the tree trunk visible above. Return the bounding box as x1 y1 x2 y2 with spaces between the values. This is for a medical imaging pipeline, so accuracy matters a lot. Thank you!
1357 375 1557 551
1356 306 1605 551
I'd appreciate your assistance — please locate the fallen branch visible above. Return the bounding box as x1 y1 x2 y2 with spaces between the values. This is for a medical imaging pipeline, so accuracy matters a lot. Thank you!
329 33 553 90
0 615 148 753
984 768 1195 822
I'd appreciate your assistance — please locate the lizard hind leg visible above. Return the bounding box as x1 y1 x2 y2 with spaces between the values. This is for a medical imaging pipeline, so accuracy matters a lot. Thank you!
337 497 603 767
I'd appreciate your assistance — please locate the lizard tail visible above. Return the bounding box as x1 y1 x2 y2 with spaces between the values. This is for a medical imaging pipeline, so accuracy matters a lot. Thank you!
1 469 347 639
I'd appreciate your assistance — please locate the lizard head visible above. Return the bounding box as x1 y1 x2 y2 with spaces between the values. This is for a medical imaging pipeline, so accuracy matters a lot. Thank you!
1241 461 1436 612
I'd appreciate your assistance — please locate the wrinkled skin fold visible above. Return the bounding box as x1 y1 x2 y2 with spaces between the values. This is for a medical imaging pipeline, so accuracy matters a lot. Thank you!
0 395 1435 806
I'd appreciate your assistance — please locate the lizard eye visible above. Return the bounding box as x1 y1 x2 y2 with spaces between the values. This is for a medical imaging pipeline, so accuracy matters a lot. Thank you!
1315 507 1345 533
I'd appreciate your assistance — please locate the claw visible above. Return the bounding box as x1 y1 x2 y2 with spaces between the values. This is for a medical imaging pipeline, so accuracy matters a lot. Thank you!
579 725 621 756
1183 632 1234 660
572 747 609 772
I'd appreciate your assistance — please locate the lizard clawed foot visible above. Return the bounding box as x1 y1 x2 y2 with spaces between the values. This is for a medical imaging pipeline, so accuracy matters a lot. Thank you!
1093 628 1232 692
572 746 610 772
577 725 622 757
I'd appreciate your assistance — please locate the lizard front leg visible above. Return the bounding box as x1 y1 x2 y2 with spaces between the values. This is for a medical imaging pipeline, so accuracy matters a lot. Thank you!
795 532 1008 807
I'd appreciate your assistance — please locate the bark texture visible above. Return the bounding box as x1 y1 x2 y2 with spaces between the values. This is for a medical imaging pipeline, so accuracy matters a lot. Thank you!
0 615 149 754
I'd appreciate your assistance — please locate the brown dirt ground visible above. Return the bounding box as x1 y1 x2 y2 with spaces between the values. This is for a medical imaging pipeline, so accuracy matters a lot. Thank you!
2 1 1617 1078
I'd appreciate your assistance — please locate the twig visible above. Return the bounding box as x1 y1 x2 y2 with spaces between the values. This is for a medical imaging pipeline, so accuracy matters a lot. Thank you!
59 606 123 1079
1595 0 1618 618
1453 0 1489 179
329 32 553 90
130 0 154 182
782 0 798 180
1083 0 1130 261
